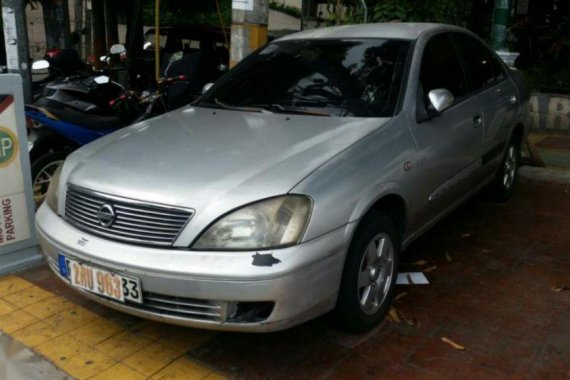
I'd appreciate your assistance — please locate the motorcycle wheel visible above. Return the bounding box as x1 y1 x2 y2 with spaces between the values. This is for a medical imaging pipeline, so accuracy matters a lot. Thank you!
31 151 67 209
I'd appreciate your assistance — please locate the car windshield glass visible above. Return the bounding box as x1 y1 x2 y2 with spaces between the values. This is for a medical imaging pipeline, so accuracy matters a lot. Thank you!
198 39 411 117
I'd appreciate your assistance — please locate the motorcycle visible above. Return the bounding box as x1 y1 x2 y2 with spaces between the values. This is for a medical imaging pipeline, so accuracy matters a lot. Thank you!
31 48 94 100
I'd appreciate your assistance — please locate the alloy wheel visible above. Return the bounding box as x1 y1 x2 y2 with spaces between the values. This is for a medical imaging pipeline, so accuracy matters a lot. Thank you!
503 145 517 191
33 160 63 208
357 233 395 315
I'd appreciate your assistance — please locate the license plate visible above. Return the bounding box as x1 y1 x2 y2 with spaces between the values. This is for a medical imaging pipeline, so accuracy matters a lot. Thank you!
59 255 143 304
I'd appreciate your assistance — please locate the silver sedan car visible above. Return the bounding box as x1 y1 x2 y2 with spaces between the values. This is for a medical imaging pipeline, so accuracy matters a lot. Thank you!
36 23 528 332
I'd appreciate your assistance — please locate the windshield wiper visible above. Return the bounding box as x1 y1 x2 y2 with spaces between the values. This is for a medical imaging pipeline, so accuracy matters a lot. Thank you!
199 98 264 113
252 103 331 116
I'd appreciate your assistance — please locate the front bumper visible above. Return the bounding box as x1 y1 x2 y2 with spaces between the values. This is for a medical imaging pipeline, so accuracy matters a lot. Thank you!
35 204 355 332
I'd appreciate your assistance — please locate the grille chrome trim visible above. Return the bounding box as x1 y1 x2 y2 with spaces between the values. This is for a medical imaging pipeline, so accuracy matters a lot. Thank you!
64 185 193 247
136 292 225 321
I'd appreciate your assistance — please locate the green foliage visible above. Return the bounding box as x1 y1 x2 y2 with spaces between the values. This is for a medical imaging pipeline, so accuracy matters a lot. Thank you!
269 1 302 19
142 0 231 27
344 0 473 27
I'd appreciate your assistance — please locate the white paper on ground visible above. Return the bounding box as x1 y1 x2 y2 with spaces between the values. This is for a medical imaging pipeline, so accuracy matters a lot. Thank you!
397 272 430 285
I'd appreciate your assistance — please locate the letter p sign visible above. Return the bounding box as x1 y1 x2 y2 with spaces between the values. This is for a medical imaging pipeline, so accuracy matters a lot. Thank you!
0 127 17 167
1 137 12 156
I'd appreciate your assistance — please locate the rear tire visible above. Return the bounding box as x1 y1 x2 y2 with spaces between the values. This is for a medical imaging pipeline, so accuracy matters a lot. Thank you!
335 211 399 333
31 151 67 209
488 137 521 202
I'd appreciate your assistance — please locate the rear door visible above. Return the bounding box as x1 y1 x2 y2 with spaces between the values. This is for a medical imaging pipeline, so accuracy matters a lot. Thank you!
410 32 484 225
452 32 518 178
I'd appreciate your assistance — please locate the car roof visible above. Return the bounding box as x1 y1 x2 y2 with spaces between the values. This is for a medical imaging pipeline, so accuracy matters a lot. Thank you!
276 22 464 41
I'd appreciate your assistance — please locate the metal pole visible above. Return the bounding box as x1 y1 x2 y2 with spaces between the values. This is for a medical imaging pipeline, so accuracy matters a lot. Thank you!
230 0 269 67
91 0 105 69
491 0 511 50
154 0 160 81
2 0 32 103
360 0 367 23
104 0 118 48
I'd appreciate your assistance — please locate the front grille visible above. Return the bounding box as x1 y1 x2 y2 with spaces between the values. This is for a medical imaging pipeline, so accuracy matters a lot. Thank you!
136 292 225 322
64 185 192 247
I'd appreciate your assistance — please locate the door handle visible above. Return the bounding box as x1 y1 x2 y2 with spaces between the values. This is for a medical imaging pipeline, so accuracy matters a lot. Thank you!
473 114 482 127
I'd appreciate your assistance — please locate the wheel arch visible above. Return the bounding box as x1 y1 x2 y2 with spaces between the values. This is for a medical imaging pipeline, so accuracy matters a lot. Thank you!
29 129 78 163
511 123 524 146
349 189 408 250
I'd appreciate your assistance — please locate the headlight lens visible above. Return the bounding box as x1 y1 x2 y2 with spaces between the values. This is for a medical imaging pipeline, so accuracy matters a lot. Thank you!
45 165 62 212
193 195 311 250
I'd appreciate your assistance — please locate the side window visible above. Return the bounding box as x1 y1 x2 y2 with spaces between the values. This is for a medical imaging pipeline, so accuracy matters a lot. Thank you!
489 53 506 81
420 33 468 101
453 33 500 91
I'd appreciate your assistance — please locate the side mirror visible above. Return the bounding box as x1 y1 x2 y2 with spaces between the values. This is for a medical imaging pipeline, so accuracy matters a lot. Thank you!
94 75 110 84
110 44 126 55
427 89 454 113
32 60 50 70
202 83 214 94
169 51 184 63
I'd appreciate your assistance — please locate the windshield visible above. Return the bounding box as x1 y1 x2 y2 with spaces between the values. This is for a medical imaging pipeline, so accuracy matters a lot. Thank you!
198 38 411 117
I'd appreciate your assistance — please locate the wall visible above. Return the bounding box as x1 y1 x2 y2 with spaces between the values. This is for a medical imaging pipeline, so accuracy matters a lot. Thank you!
529 93 570 134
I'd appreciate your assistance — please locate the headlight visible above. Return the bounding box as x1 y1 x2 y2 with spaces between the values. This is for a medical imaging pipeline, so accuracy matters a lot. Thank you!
45 165 62 212
193 195 312 250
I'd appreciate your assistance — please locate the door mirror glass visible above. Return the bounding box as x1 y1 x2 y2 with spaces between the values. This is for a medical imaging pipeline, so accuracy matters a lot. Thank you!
169 51 184 63
94 75 110 84
202 82 214 94
428 89 454 113
110 44 126 55
32 60 50 70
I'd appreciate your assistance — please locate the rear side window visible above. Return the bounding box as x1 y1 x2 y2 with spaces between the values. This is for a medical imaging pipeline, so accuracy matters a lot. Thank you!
420 33 468 100
452 33 504 91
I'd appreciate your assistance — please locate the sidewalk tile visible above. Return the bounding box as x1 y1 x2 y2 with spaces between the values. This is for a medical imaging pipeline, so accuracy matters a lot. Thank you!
151 356 213 380
0 310 39 333
12 321 63 347
44 306 99 334
35 334 91 366
95 329 153 361
91 363 146 380
0 299 17 316
58 347 115 380
69 318 124 347
23 296 74 319
0 276 34 297
4 286 55 308
123 342 182 376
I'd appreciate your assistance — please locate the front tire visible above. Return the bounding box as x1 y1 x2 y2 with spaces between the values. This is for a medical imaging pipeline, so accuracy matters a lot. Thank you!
31 151 67 209
335 211 399 333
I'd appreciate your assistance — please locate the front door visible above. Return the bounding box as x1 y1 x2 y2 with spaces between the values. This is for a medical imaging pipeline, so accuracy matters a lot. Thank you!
410 32 484 225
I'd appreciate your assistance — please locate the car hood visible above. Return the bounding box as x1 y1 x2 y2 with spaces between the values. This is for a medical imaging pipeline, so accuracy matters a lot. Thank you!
64 106 390 244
